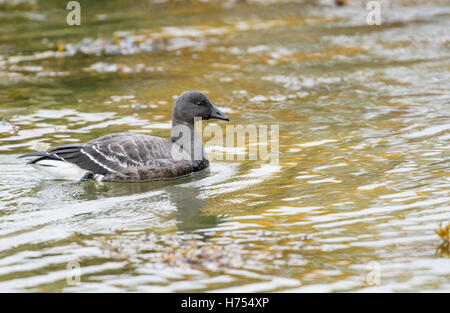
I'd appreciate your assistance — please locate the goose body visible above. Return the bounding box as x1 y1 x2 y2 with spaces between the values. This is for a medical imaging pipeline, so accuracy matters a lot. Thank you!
20 91 229 182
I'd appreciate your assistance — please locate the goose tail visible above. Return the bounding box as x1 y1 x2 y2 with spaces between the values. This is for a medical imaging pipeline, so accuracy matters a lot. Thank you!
18 151 61 165
19 151 89 180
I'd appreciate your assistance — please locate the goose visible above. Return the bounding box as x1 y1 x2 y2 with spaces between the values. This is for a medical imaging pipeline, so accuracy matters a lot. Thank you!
19 91 230 182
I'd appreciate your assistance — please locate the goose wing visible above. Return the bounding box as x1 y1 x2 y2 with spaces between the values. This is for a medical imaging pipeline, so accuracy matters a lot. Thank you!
21 133 186 177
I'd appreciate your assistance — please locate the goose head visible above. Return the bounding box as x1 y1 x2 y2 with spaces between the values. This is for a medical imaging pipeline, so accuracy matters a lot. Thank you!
172 91 229 125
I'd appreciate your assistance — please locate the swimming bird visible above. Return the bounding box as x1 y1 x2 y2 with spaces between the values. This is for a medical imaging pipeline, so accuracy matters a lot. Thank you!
19 91 230 182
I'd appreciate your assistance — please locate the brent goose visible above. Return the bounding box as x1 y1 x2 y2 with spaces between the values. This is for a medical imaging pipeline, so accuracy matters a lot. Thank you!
19 91 229 182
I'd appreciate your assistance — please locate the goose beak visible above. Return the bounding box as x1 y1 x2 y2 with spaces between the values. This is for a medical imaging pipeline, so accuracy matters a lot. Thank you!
210 105 230 121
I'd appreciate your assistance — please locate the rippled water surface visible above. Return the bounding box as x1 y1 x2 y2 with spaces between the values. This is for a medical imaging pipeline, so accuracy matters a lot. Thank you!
0 0 449 292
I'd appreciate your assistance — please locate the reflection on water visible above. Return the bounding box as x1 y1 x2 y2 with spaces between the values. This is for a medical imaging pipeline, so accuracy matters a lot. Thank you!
0 0 449 292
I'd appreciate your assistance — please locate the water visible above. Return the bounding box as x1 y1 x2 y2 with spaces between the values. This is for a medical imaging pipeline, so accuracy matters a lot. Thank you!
0 0 449 292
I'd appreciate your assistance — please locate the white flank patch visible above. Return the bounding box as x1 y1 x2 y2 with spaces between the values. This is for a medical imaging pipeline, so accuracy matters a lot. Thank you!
31 160 88 180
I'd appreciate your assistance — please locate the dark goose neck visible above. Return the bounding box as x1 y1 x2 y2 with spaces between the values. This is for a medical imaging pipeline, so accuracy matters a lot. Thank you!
171 119 207 164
